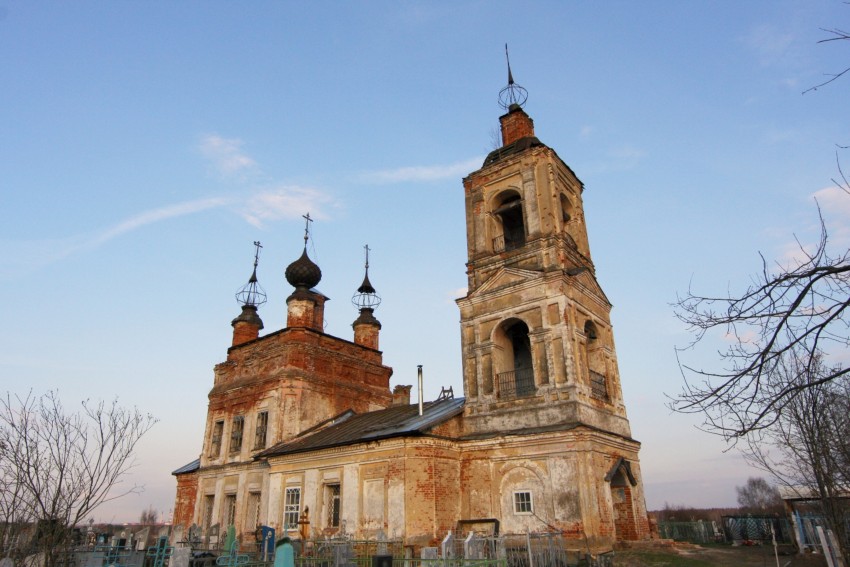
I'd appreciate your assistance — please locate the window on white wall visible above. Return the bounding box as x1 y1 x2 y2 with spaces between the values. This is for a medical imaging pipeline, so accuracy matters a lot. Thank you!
324 484 341 528
245 492 261 532
513 491 533 514
223 494 237 528
203 495 215 529
284 487 301 529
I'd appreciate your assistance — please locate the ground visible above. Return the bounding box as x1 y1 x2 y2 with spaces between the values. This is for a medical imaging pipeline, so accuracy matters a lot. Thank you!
612 543 828 566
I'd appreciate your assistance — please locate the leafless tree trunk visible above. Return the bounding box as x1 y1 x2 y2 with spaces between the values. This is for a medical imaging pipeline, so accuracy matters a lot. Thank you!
0 391 156 567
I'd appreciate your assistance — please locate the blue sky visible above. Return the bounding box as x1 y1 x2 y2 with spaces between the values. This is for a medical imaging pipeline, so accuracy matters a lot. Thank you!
1 1 848 523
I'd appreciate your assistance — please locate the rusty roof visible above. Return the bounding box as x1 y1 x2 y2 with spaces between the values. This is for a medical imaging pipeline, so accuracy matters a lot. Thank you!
256 397 465 458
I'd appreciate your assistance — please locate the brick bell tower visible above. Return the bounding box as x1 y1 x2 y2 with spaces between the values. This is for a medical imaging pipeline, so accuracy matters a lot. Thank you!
456 64 633 440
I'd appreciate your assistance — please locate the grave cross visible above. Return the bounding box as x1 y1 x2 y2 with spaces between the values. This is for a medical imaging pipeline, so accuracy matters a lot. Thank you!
146 536 174 567
215 539 250 567
95 543 131 567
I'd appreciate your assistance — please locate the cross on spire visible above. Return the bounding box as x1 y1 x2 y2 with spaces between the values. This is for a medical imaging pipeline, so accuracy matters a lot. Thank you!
252 241 262 270
363 244 371 271
302 213 313 247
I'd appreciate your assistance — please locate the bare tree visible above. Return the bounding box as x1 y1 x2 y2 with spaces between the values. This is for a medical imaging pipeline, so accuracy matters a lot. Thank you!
0 391 156 566
803 26 850 94
742 354 850 556
672 148 850 438
735 477 783 514
139 505 159 525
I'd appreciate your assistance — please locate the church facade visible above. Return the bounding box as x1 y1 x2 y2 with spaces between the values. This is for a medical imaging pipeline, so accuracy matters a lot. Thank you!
172 85 651 551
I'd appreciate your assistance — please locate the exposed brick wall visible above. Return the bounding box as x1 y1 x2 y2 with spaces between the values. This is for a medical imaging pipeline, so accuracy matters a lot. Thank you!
172 471 198 530
499 106 535 146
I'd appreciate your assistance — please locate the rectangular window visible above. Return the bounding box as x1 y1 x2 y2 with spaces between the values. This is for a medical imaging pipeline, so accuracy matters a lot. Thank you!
210 421 224 457
589 370 608 400
284 487 301 530
230 416 244 453
254 411 269 450
514 491 533 514
203 495 215 529
325 484 341 528
223 494 237 528
245 492 261 532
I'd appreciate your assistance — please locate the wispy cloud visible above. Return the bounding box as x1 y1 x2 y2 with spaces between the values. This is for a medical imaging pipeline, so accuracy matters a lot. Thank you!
775 185 850 267
744 23 795 67
1 134 342 279
199 134 258 177
609 146 646 170
0 187 337 279
239 185 337 228
91 197 230 247
358 157 483 184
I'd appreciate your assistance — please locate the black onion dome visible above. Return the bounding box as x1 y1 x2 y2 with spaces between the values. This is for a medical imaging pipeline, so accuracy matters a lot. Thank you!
285 248 322 289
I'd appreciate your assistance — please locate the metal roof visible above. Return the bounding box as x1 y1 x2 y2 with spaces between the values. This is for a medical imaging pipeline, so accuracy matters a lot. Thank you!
172 458 200 476
257 397 465 458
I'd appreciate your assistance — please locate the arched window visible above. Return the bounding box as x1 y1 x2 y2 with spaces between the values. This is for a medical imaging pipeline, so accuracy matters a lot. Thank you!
495 319 535 398
492 192 525 252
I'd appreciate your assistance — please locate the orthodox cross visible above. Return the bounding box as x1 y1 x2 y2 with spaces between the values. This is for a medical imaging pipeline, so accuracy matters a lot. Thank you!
302 213 313 246
145 536 174 567
216 539 250 567
96 543 131 567
252 241 262 269
363 244 371 270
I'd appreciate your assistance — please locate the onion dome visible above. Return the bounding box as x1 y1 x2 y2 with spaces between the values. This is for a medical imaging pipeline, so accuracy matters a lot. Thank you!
285 248 322 290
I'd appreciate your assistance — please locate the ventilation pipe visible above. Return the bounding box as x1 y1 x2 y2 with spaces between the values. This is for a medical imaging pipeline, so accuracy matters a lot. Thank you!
417 365 424 416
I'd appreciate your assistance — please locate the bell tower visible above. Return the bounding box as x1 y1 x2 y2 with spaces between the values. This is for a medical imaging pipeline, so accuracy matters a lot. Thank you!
457 63 631 439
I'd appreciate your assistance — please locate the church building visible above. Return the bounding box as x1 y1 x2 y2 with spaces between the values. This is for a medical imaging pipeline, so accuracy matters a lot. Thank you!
172 74 651 551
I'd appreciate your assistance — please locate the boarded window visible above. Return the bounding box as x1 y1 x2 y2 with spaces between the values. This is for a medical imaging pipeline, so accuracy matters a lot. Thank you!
284 487 301 530
230 416 244 453
223 494 237 528
254 411 268 450
362 479 384 529
245 492 261 532
210 420 224 457
325 484 341 528
590 370 608 400
514 491 533 514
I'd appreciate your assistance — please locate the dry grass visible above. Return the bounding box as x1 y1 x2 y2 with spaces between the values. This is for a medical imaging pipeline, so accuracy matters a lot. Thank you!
612 543 828 567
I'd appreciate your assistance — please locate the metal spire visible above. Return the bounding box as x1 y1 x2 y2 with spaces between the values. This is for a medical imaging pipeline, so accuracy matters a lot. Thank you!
498 44 528 110
235 241 268 307
352 244 381 310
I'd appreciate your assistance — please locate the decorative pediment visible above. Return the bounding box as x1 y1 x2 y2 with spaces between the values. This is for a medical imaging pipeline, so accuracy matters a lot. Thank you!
472 266 540 296
604 457 637 486
567 267 611 306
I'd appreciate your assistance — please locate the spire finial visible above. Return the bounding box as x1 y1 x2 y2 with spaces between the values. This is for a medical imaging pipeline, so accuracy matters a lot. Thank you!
235 241 268 307
302 212 313 248
506 43 514 85
498 44 528 110
352 244 381 310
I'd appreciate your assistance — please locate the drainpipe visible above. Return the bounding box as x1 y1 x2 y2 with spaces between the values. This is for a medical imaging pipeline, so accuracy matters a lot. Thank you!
417 365 423 416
